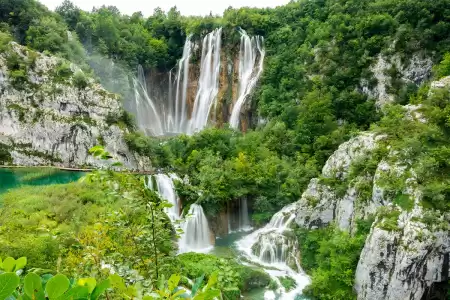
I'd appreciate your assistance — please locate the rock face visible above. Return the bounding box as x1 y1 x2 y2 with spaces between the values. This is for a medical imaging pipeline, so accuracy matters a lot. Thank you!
291 131 449 300
355 208 449 300
361 54 433 106
0 43 147 170
295 133 384 232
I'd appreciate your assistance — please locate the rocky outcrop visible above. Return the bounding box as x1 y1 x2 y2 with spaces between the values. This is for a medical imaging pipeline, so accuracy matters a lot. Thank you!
361 54 433 106
355 207 449 300
295 133 385 232
0 43 147 169
290 130 449 300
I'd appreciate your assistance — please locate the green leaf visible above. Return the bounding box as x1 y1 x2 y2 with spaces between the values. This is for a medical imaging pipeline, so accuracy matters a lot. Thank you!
193 290 220 300
108 274 125 291
59 286 89 300
171 289 186 298
205 271 218 290
77 278 96 294
0 273 20 299
14 257 27 271
46 274 70 299
2 257 15 272
90 279 110 300
191 274 204 296
167 274 180 292
24 272 42 298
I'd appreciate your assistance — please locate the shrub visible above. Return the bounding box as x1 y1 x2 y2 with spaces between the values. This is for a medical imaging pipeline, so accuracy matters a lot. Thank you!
72 70 89 89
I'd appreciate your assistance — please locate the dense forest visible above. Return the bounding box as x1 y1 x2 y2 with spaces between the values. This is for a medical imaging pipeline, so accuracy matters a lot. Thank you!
0 0 449 299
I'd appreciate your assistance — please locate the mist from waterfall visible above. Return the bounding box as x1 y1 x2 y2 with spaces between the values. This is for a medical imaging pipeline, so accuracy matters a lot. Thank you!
179 204 213 253
188 28 222 134
131 65 165 136
236 203 310 299
229 30 265 129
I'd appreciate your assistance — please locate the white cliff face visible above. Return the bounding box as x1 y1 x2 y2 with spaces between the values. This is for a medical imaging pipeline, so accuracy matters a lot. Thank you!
355 208 449 300
361 53 433 106
295 133 385 231
291 130 449 300
0 43 146 169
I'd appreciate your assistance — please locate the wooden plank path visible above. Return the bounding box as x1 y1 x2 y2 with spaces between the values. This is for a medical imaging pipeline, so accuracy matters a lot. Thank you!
0 165 155 175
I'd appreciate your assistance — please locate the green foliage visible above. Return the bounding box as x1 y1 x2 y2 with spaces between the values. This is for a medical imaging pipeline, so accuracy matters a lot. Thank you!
278 276 296 292
72 70 89 89
0 143 12 164
178 253 270 293
433 52 450 79
296 226 368 300
0 30 12 51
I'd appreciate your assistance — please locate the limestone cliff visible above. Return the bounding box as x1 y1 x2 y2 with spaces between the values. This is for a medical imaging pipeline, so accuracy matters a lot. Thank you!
0 42 147 170
291 123 448 298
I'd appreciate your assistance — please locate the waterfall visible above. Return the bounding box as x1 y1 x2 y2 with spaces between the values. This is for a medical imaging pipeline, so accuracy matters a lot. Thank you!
179 204 213 253
229 30 265 129
132 65 165 136
147 174 212 253
148 174 180 222
188 28 222 134
236 203 310 299
171 37 193 133
237 198 252 231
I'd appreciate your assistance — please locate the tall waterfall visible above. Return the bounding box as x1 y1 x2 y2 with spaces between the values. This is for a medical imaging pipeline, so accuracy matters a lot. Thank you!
132 65 164 136
171 37 193 133
236 203 310 299
148 174 180 222
179 204 213 253
188 28 222 134
229 30 265 129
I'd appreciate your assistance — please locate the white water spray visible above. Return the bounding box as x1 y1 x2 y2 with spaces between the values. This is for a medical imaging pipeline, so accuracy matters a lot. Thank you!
148 174 180 222
236 203 310 299
172 37 193 133
132 65 165 136
188 28 223 134
179 204 213 253
229 30 265 129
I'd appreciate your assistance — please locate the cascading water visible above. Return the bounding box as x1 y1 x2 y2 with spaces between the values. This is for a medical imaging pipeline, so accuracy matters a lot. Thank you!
179 204 213 253
239 198 251 231
132 65 164 136
188 28 223 134
229 30 265 129
236 203 310 299
148 174 180 222
147 174 213 253
171 37 192 133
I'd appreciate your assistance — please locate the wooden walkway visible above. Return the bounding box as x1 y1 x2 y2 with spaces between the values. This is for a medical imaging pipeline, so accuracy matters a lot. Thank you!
0 165 155 175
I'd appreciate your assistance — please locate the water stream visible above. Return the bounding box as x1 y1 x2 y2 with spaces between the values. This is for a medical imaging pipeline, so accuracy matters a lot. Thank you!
229 30 265 129
236 203 310 299
188 28 223 134
147 173 309 299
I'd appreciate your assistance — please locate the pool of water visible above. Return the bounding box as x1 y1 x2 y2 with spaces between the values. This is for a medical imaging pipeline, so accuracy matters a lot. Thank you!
0 168 85 194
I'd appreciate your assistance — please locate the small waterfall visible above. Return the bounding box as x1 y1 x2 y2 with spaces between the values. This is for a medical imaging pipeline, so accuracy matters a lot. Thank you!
229 30 265 129
148 174 180 222
236 203 310 299
239 198 251 230
188 28 222 134
179 204 213 253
